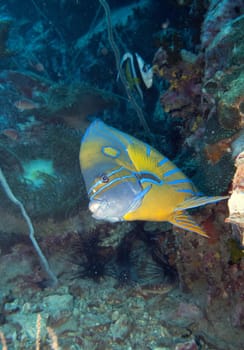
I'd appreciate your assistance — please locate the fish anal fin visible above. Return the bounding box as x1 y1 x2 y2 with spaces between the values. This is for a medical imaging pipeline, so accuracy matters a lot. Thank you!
170 211 209 237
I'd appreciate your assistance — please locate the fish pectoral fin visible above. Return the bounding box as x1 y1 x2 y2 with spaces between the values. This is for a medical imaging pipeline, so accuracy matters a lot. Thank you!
170 211 209 237
126 185 152 213
175 195 229 211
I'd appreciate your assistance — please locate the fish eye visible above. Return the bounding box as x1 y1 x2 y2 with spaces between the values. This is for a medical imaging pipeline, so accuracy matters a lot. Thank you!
101 174 109 183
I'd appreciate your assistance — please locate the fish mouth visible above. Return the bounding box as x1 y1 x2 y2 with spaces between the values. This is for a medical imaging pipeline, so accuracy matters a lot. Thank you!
89 199 102 214
88 199 122 223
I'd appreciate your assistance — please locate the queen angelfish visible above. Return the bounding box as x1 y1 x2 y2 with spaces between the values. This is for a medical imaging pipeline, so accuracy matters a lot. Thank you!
80 120 228 237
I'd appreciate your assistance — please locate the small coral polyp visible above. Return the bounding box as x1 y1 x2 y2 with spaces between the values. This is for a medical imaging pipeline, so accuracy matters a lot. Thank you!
22 159 55 187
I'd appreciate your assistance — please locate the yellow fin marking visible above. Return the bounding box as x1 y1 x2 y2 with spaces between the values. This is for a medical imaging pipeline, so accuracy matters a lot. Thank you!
127 142 161 175
170 211 209 237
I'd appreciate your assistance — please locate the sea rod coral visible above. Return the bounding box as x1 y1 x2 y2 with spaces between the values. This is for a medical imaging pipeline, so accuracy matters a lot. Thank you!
0 168 57 286
98 0 152 139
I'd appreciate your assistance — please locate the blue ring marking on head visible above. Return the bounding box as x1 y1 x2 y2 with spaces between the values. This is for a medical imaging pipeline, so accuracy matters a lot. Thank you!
140 178 163 185
166 179 192 185
98 125 134 166
88 166 135 196
146 145 151 157
164 168 179 177
88 167 125 196
138 171 163 185
102 146 121 158
89 174 137 201
107 167 126 177
176 189 196 195
157 157 169 167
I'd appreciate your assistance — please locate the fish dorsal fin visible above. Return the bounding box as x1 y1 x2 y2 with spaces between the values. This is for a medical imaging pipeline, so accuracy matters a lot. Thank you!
127 142 161 176
170 211 209 237
175 195 229 211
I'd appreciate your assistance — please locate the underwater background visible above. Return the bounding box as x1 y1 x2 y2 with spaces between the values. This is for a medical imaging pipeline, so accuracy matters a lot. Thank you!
0 0 243 349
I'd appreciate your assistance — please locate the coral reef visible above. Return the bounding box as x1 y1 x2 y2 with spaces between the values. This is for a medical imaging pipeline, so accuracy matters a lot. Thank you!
0 1 243 349
156 56 203 119
217 69 244 130
201 6 244 131
153 0 243 197
226 151 244 246
0 221 244 349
